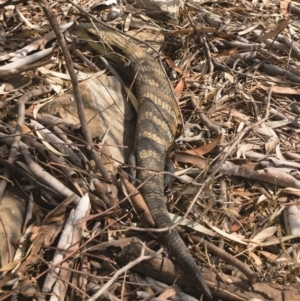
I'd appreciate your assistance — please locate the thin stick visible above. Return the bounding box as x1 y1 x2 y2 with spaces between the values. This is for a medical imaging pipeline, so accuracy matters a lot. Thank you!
87 245 163 301
39 0 110 181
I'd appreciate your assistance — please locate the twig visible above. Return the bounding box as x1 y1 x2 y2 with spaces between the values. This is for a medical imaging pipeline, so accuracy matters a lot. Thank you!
20 144 81 204
192 235 257 283
0 58 51 78
0 86 52 201
87 245 163 301
39 0 110 181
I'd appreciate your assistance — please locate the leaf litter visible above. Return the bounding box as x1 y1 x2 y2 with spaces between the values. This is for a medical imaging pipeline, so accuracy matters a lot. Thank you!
0 0 300 300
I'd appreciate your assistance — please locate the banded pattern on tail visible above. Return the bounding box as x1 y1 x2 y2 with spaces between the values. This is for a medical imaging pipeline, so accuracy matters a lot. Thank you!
75 23 212 299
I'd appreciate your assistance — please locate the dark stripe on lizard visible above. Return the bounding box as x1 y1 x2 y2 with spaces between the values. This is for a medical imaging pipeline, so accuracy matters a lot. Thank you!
75 23 212 299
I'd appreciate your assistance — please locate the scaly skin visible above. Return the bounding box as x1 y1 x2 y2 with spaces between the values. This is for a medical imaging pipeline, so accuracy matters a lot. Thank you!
75 23 212 299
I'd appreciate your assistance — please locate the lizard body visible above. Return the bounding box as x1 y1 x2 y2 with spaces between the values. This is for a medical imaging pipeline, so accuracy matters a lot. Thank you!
74 23 212 298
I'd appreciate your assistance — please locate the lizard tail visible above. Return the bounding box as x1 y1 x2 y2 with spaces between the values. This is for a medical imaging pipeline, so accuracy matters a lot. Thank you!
136 112 212 298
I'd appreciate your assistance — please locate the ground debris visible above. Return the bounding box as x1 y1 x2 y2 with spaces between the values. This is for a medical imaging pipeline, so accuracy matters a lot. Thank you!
0 1 299 300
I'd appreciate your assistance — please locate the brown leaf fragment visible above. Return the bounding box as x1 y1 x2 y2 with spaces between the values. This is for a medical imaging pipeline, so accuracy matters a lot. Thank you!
0 188 26 268
175 152 210 169
16 223 62 276
174 78 184 102
185 133 223 156
256 19 290 42
231 214 254 232
158 286 181 299
220 161 300 189
258 250 278 262
120 170 155 227
164 56 183 75
280 1 291 17
88 237 140 253
93 181 119 208
258 84 300 95
43 194 75 225
279 187 300 197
